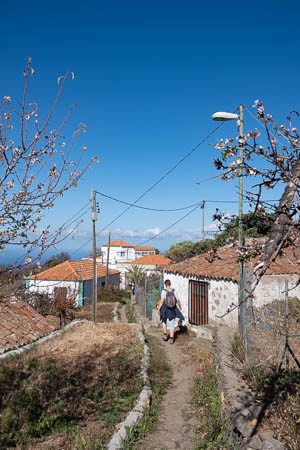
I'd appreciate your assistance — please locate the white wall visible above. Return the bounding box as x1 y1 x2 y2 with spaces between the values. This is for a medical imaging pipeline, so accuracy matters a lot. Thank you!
164 271 300 327
254 274 300 306
101 246 135 265
164 272 238 325
28 280 80 302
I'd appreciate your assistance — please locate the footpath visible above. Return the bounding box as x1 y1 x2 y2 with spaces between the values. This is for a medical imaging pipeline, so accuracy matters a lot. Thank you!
119 304 211 450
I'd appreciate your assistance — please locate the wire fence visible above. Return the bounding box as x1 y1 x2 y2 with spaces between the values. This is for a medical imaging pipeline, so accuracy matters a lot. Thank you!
134 274 163 320
240 272 300 370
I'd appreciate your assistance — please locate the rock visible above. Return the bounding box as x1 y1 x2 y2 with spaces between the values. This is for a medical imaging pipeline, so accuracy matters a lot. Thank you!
247 434 262 449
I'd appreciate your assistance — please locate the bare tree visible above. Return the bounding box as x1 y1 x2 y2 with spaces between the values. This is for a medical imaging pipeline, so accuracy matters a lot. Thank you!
212 100 299 292
0 58 98 270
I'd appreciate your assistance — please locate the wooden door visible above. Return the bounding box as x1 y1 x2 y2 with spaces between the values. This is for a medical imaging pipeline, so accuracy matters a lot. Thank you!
189 280 208 325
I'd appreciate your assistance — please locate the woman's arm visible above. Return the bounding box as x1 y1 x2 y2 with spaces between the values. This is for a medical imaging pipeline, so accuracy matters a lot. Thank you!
157 291 165 311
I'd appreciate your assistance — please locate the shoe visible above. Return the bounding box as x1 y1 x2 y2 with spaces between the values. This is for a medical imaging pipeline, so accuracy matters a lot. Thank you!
162 333 168 341
169 337 174 344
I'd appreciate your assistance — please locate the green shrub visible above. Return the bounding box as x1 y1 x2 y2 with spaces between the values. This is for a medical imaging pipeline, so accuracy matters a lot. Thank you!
98 287 129 303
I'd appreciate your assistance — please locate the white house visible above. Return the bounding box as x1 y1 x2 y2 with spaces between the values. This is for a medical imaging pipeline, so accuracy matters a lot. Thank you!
123 254 171 278
26 259 120 307
99 240 156 288
164 246 300 326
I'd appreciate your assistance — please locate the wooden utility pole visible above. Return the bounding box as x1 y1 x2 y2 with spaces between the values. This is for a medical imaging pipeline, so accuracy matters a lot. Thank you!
91 188 98 324
201 200 205 241
105 232 111 288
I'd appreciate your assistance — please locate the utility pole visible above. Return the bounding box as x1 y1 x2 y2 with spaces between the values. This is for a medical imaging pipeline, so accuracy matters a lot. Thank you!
238 104 245 345
91 188 98 324
105 232 111 288
201 200 205 241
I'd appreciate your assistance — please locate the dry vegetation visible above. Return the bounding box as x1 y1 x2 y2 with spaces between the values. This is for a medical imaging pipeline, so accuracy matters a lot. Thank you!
233 299 300 449
247 298 300 368
0 322 143 449
75 302 116 323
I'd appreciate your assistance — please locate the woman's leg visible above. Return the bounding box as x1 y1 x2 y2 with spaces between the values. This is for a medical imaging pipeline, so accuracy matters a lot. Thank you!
168 319 175 341
162 321 168 340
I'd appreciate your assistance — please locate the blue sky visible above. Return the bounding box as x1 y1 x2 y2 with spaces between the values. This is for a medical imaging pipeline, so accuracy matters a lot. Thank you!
1 0 300 261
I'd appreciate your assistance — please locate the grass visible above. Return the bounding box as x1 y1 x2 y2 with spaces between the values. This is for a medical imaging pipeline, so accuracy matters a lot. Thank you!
121 334 172 449
75 302 115 322
125 301 137 323
231 331 245 363
192 357 234 449
0 325 143 449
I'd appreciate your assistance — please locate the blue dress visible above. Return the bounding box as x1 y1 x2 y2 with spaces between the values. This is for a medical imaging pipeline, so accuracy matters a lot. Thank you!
160 303 185 323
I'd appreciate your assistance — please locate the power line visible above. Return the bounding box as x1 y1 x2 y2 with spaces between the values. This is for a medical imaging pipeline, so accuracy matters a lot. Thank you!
135 202 203 246
72 122 225 255
44 202 91 244
97 122 224 233
15 202 91 267
95 190 201 211
96 190 280 208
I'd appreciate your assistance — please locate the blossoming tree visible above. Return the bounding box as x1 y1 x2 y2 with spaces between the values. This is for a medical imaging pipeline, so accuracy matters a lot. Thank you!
213 100 299 298
0 58 97 270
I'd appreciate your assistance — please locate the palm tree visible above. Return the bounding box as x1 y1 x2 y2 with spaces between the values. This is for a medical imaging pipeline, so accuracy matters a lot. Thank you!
127 264 145 286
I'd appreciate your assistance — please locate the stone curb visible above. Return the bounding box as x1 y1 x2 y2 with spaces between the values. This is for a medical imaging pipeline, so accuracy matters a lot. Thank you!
107 324 151 450
0 320 85 361
112 302 121 322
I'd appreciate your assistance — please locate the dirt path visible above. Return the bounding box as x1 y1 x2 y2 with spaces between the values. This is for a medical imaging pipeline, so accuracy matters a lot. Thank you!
140 327 199 450
118 306 211 449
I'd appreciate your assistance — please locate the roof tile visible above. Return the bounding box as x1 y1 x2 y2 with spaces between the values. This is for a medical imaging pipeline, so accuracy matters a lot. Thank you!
102 240 133 248
165 246 300 281
130 254 171 267
28 260 120 281
0 301 56 354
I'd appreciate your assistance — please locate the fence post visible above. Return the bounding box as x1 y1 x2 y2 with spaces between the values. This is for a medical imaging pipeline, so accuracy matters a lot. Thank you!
240 266 252 362
285 280 289 370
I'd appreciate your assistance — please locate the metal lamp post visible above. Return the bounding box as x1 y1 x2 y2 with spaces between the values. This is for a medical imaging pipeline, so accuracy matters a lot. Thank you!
212 105 245 335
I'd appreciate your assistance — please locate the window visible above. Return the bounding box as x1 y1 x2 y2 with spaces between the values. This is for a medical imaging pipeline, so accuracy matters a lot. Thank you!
189 280 208 325
117 251 125 257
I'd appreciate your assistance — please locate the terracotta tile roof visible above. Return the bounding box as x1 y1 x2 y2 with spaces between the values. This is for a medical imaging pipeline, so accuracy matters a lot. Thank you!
102 240 133 248
28 260 120 281
130 254 172 267
134 246 155 251
0 301 55 354
165 246 300 282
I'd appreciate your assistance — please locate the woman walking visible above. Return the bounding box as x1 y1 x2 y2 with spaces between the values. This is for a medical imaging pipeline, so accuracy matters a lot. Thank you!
157 279 184 344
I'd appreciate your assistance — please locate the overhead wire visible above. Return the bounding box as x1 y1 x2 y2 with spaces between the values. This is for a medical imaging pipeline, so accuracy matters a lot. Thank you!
134 202 203 247
95 189 280 209
96 191 202 211
71 122 225 255
16 201 91 266
97 121 225 231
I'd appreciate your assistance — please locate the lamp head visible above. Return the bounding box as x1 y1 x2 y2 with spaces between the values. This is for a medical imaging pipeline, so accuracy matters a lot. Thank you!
212 112 239 121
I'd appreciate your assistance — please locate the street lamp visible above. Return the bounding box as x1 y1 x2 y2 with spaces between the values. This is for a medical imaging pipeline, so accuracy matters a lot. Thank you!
212 105 245 326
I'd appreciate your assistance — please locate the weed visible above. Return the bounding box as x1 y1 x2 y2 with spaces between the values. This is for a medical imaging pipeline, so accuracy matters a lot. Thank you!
192 362 234 449
231 331 245 363
0 338 142 448
122 334 172 449
126 302 137 323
